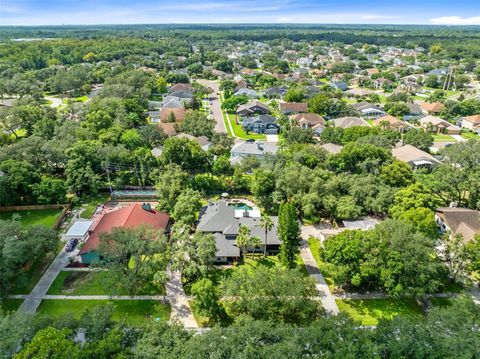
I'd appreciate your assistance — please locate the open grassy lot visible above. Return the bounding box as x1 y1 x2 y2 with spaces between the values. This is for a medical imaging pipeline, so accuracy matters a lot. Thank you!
48 271 166 295
37 300 170 325
432 134 455 142
0 208 62 228
336 298 423 326
0 299 24 312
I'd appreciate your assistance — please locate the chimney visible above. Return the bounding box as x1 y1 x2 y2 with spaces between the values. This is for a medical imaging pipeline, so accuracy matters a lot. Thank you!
142 203 152 212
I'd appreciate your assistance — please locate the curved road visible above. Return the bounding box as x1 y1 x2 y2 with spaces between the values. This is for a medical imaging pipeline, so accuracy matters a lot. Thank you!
197 79 226 134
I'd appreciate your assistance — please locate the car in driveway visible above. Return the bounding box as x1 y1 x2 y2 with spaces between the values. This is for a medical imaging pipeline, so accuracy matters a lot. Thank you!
65 238 78 252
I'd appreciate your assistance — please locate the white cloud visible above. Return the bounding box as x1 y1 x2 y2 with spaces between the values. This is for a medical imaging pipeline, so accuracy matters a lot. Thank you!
430 16 480 25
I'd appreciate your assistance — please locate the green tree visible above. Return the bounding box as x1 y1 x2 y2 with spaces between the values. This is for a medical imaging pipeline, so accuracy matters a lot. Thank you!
32 176 67 204
156 165 188 213
260 214 274 257
14 327 79 359
191 278 225 325
403 129 433 151
278 203 301 269
172 188 202 226
180 110 215 139
236 225 251 259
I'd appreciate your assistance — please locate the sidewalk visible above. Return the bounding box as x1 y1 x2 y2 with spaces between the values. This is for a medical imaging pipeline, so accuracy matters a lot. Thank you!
299 240 339 316
165 269 198 328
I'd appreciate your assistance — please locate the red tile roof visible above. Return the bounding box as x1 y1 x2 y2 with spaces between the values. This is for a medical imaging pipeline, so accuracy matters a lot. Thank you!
79 204 170 255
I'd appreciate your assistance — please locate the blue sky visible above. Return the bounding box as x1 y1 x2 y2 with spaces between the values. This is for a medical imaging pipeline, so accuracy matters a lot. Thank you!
1 0 479 26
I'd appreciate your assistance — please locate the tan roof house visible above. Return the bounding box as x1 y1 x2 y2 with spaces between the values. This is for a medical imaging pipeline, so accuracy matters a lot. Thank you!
290 113 325 129
392 144 440 171
373 115 410 131
461 115 480 131
435 207 480 243
420 115 460 134
279 102 308 114
331 116 370 129
418 101 445 114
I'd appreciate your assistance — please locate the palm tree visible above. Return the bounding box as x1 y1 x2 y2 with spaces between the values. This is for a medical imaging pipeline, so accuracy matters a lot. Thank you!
236 225 251 260
260 213 274 257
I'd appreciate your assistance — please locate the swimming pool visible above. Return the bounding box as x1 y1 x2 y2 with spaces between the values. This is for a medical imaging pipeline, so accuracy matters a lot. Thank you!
228 203 253 211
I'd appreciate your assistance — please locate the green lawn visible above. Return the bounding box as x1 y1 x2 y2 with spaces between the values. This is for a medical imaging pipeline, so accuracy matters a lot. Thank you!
12 250 59 294
188 300 208 327
78 194 110 219
62 95 88 103
429 297 454 308
307 237 336 292
48 271 166 295
0 208 62 228
0 299 24 312
227 113 266 140
37 300 171 326
432 134 455 142
336 298 423 326
460 132 480 140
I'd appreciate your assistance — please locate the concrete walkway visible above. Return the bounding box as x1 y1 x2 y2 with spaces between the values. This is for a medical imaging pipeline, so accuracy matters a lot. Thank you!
299 240 339 316
451 134 466 142
165 269 198 328
44 96 63 108
17 249 73 314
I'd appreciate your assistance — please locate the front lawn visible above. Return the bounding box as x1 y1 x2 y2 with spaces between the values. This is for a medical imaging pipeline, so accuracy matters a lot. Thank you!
12 249 59 294
37 300 171 325
461 132 479 140
227 113 266 140
0 208 63 228
0 299 24 312
48 271 166 295
336 298 422 326
432 134 455 142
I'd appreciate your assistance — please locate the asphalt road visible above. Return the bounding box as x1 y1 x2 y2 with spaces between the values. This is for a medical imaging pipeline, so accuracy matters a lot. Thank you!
197 79 227 134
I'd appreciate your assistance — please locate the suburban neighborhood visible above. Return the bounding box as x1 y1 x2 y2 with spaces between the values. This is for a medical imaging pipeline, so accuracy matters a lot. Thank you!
0 17 480 359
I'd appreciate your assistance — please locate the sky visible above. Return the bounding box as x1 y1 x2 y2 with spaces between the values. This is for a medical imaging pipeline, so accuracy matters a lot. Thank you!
1 0 480 26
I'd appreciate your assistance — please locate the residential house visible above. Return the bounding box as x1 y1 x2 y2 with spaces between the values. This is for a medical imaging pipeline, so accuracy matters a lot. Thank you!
234 88 259 99
461 115 480 132
173 133 211 151
331 116 370 128
197 200 280 262
279 102 308 115
242 115 279 134
331 81 348 91
352 102 386 119
236 101 271 116
321 143 344 154
230 141 278 165
404 103 424 121
161 97 184 109
418 101 445 115
169 83 192 93
160 108 186 123
366 68 380 76
392 144 441 171
78 203 170 264
435 207 480 243
345 88 374 98
373 114 410 131
373 78 394 89
262 86 288 99
290 113 325 129
64 220 94 242
420 115 461 134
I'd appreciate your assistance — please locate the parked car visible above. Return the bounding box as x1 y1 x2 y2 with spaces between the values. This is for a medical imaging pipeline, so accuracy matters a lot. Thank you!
65 238 78 252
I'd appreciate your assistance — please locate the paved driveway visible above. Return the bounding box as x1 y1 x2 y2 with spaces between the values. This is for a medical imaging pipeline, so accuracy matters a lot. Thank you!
18 248 77 314
197 79 226 134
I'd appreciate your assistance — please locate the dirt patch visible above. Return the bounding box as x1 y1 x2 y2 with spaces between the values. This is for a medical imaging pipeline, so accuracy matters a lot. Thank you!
62 272 90 293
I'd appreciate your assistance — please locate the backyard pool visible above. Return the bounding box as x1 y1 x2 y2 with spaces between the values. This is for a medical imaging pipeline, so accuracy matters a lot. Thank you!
228 202 253 211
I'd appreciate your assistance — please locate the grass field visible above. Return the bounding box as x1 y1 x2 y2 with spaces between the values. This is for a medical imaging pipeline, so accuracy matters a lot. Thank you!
48 271 166 295
432 134 455 142
0 208 62 228
460 132 480 140
37 300 170 325
0 299 24 312
336 298 423 326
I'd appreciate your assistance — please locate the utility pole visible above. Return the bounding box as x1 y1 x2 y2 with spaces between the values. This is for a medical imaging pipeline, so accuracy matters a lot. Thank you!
103 160 113 195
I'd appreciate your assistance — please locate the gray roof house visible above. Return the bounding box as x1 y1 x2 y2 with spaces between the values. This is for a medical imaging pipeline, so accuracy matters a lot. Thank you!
234 88 259 99
242 115 279 134
392 144 441 171
230 141 278 165
352 102 386 119
236 101 271 116
262 86 288 98
197 201 280 262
